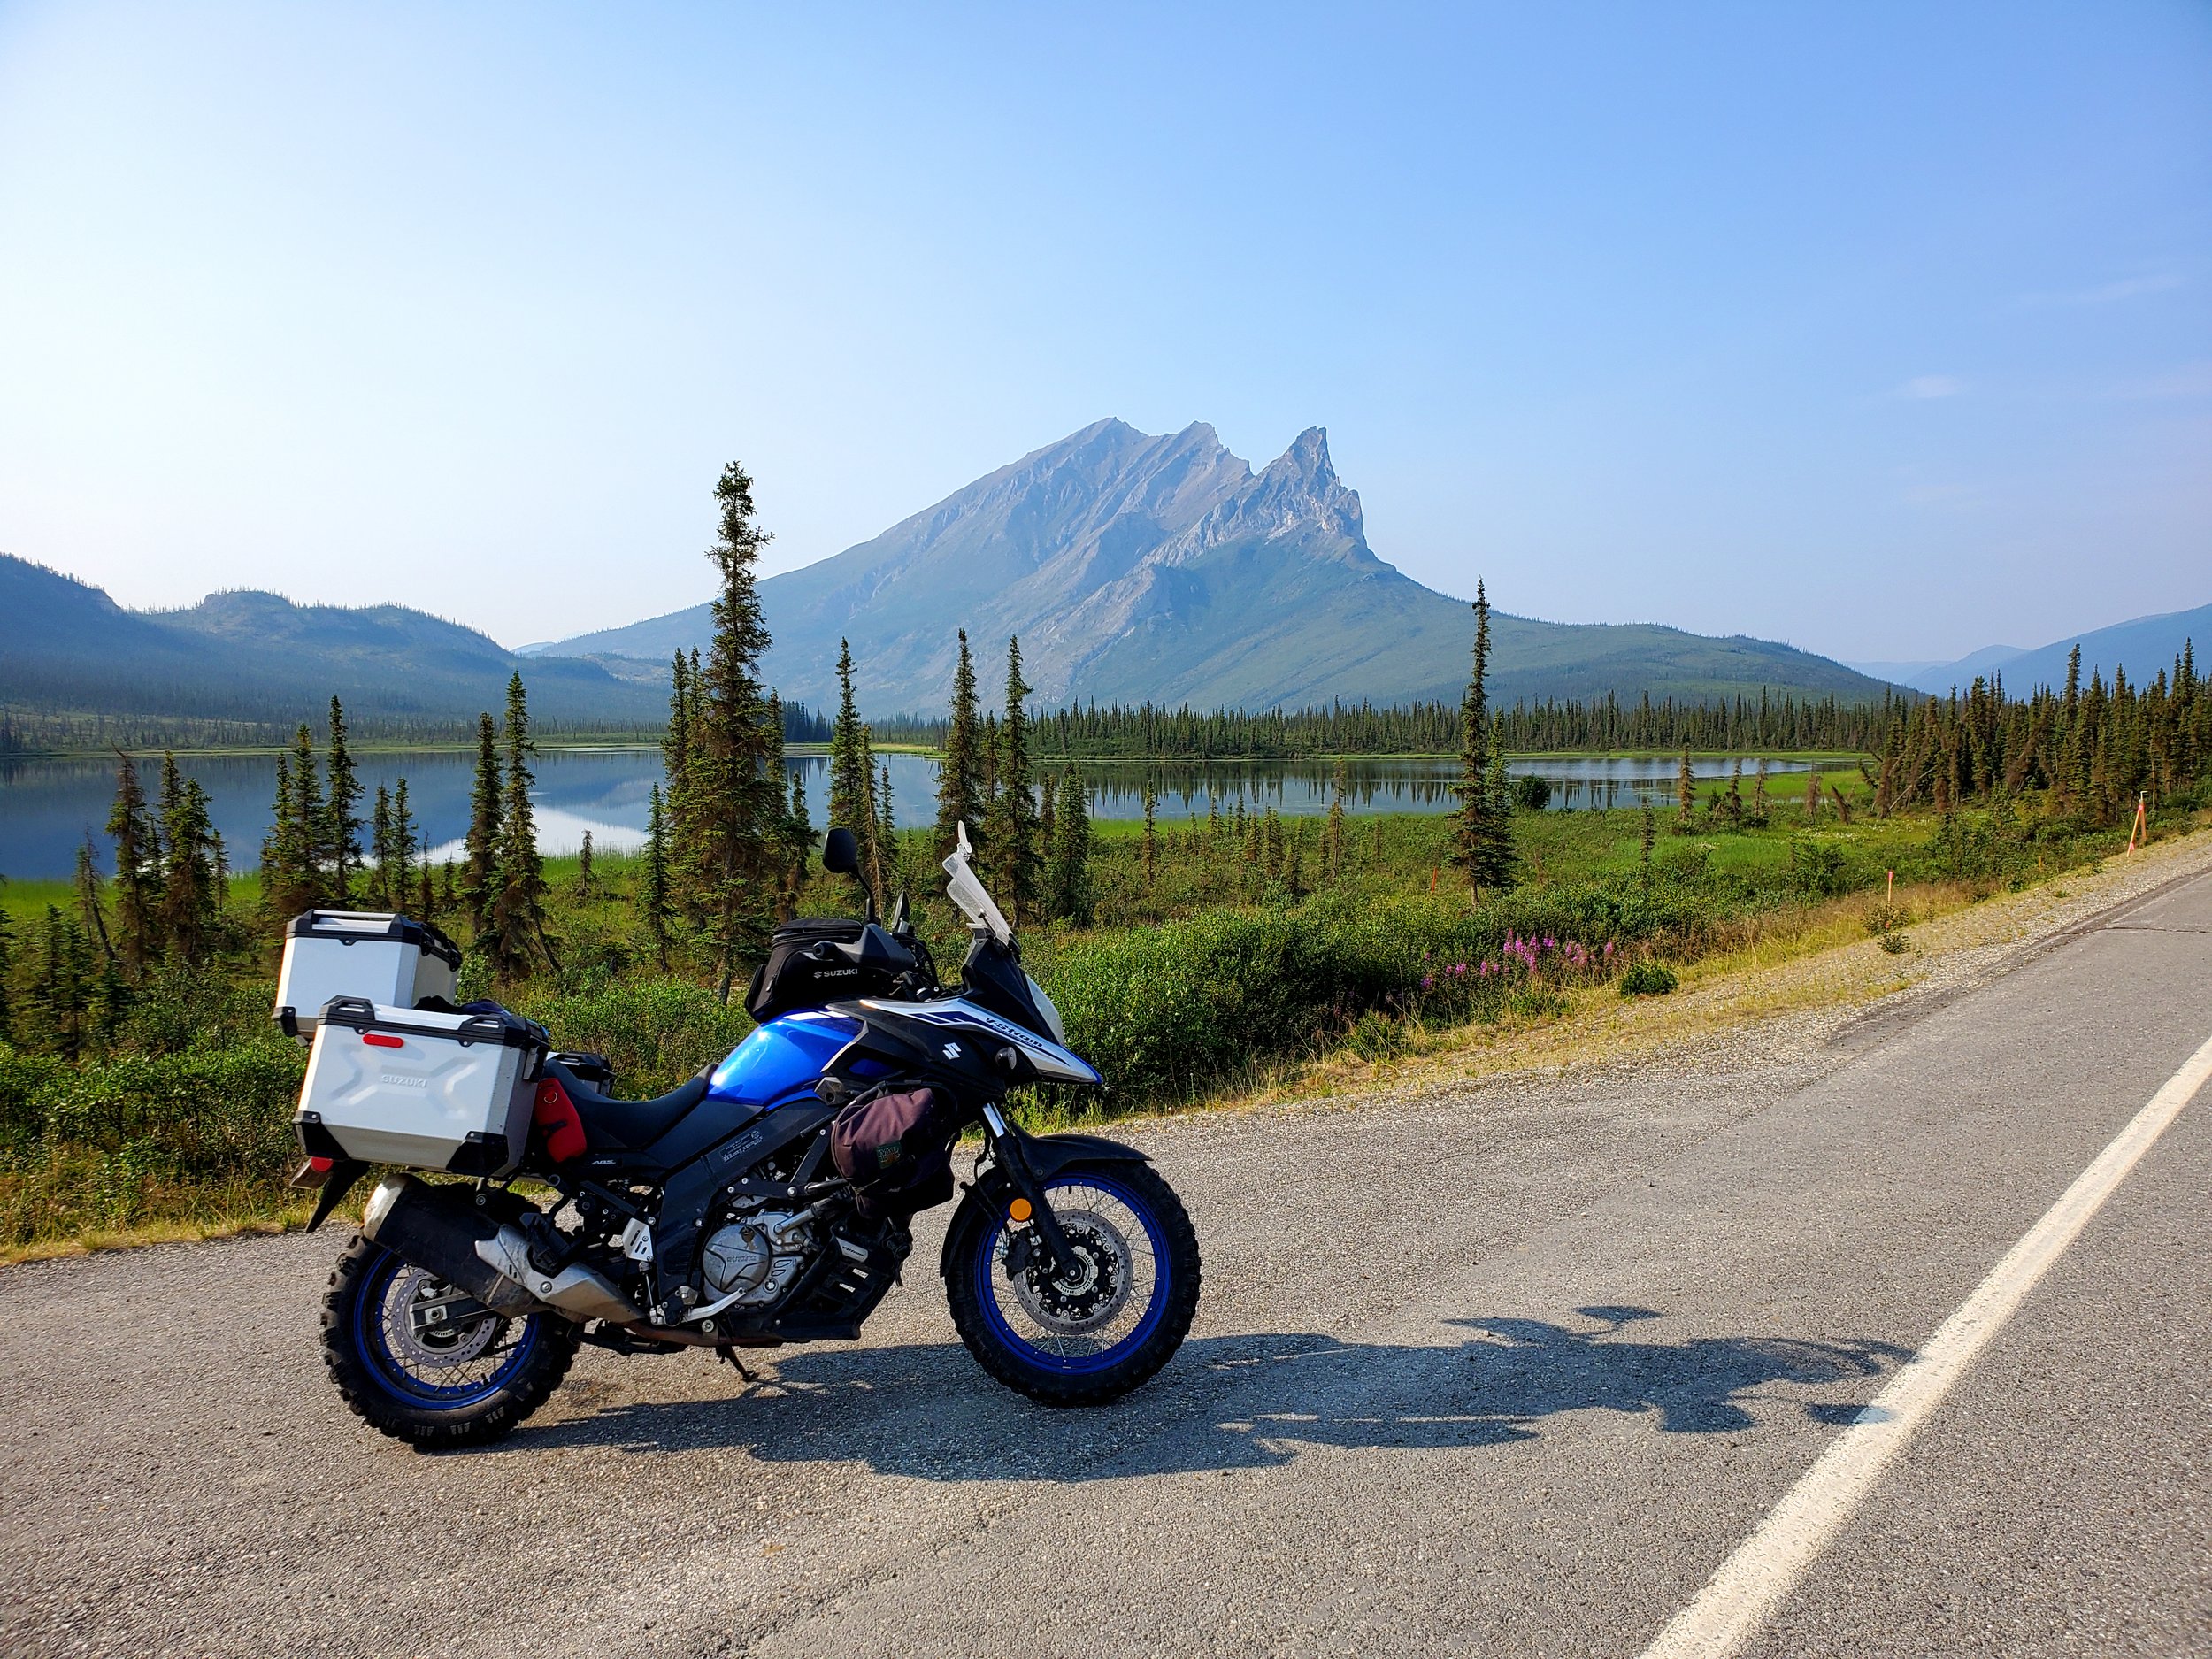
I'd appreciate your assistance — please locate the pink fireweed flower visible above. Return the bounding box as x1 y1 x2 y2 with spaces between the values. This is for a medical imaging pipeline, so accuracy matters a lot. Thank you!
1421 975 1434 989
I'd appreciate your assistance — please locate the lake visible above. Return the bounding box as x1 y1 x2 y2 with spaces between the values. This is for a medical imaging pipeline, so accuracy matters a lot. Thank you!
0 749 1816 879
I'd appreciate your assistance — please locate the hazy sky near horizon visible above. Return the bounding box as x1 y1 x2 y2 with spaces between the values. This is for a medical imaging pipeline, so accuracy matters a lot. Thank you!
1 4 2206 665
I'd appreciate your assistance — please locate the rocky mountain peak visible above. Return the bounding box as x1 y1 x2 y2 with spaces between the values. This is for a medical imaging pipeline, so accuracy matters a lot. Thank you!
1164 426 1364 558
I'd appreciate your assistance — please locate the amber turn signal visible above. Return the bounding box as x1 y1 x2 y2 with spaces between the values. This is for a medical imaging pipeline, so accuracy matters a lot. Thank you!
1009 1197 1033 1224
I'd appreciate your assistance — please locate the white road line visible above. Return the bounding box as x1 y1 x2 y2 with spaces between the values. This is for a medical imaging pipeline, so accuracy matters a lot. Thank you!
1638 1027 2212 1659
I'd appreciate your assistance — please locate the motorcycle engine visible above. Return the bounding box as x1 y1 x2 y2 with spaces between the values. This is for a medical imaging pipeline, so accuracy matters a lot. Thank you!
699 1210 810 1311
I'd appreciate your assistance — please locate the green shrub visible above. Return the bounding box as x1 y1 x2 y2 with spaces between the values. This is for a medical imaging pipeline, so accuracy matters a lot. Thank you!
1510 775 1553 810
1793 841 1850 897
509 976 757 1094
1618 960 1678 996
1042 889 1623 1103
0 1038 304 1244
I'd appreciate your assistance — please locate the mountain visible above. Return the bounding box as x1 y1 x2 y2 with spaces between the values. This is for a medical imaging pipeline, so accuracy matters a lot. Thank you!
1900 603 2210 696
550 419 1897 711
0 555 664 727
1848 646 2024 687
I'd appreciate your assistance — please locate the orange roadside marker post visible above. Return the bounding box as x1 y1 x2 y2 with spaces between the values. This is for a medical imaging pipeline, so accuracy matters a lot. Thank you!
2126 795 2147 853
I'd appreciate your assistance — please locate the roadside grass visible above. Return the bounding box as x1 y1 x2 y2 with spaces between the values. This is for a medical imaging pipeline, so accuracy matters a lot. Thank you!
4 798 2203 1264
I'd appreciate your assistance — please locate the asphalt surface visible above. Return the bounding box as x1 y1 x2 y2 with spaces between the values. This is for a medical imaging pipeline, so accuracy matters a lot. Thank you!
4 872 2208 1658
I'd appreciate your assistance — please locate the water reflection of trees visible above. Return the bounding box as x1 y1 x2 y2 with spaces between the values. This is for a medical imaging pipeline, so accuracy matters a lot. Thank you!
1041 757 1812 821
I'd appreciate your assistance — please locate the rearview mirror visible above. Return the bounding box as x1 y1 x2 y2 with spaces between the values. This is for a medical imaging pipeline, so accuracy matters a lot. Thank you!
822 826 860 875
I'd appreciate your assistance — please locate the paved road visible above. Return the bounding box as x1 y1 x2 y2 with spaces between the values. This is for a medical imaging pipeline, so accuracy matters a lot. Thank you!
4 872 2208 1658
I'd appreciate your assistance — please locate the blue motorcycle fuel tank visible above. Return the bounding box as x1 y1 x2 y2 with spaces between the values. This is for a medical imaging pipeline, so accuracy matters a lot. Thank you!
706 1010 864 1110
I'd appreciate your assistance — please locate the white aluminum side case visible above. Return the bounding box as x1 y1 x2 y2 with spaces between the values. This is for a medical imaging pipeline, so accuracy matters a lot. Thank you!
296 1000 545 1177
274 911 463 1036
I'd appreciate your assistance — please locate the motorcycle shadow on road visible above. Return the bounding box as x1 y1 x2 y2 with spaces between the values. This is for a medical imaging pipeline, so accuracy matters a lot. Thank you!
502 1307 1911 1480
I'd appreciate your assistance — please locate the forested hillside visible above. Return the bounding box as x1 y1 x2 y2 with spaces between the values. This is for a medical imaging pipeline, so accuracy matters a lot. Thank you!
0 555 665 733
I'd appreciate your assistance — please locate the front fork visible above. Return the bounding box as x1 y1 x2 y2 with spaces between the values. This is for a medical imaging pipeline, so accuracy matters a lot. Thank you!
979 1103 1080 1279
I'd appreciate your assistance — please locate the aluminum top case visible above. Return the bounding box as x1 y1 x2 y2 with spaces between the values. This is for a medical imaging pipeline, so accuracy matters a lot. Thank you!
295 998 548 1179
274 910 463 1037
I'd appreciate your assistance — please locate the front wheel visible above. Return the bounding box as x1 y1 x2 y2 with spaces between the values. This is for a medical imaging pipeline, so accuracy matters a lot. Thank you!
946 1161 1200 1407
320 1235 580 1448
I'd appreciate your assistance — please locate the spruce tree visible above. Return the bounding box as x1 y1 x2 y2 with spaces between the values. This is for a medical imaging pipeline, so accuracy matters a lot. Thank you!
663 649 694 869
157 762 219 964
286 723 327 907
934 629 985 859
261 751 296 910
875 760 896 909
1048 768 1094 924
764 693 801 922
980 637 1042 926
641 782 672 970
1038 769 1056 885
366 785 394 909
34 907 91 1060
783 767 814 915
686 460 783 1000
576 830 596 900
74 838 118 971
324 697 363 905
1141 778 1159 890
104 754 160 969
1324 764 1346 881
489 674 554 977
1477 733 1517 894
1455 580 1496 889
389 779 417 910
1675 746 1695 829
462 712 503 945
828 640 872 844
0 892 13 1045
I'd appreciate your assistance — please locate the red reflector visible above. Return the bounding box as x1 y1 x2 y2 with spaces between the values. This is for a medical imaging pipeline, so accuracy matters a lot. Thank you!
309 1156 334 1173
361 1033 403 1048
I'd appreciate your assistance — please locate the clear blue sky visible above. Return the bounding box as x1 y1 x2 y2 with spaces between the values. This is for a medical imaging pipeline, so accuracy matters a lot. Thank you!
1 2 2205 664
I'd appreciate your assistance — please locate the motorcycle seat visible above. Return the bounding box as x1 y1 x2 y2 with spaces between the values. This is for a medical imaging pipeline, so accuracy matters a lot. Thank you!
547 1060 712 1151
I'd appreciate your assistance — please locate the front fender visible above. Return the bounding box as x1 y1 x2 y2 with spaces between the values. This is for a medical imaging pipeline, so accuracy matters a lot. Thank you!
938 1130 1149 1279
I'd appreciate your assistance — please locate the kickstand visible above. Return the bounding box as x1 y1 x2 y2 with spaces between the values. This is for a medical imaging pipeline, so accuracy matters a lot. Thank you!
716 1344 755 1384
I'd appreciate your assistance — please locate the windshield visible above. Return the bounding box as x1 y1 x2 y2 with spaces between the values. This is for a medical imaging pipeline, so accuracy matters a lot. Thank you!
941 821 1014 945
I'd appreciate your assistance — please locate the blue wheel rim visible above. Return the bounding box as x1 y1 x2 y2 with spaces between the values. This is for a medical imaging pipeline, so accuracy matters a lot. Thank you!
974 1172 1171 1375
354 1248 540 1409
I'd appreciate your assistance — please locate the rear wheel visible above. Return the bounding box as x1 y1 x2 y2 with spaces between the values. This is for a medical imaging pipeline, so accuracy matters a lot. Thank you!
320 1234 579 1448
946 1161 1200 1407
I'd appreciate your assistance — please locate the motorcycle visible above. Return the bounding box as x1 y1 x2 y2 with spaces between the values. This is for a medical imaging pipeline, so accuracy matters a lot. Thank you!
295 824 1202 1448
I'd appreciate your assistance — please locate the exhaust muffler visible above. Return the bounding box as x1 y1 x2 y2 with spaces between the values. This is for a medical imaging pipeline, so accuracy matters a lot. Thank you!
360 1173 642 1325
